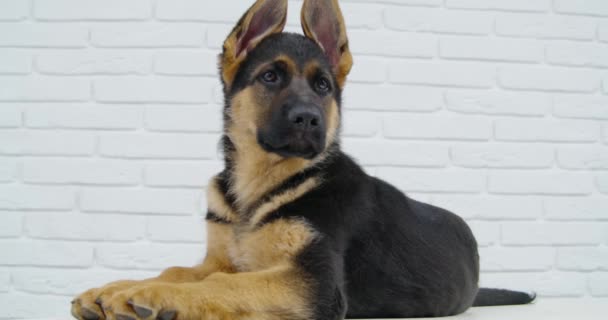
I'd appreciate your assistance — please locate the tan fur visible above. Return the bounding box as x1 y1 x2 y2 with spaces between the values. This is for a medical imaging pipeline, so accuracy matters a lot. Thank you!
301 0 353 88
230 218 318 271
207 176 239 223
250 177 320 226
227 88 312 210
221 0 288 89
99 219 316 320
105 266 312 320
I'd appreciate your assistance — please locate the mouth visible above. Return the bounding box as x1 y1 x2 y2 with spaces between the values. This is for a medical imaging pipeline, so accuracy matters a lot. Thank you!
258 137 319 160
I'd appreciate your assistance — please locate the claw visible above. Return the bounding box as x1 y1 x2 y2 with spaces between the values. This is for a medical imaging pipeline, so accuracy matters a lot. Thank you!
81 308 101 320
128 301 153 319
116 315 136 320
157 310 176 320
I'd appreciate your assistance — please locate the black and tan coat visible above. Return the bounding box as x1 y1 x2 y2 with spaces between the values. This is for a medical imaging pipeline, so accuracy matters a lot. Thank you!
71 1 535 320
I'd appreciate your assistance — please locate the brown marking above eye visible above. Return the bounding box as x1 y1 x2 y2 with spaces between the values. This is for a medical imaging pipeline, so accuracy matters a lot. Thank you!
252 55 297 84
303 61 334 94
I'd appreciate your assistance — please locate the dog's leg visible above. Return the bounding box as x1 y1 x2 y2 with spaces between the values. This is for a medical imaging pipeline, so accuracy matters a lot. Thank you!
71 222 236 320
100 267 313 320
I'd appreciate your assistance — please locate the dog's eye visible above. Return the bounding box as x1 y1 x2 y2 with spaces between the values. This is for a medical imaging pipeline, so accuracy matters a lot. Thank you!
314 77 331 93
260 70 279 84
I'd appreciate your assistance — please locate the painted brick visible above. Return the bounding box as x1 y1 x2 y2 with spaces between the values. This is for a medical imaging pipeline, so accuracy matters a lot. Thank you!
589 273 608 296
375 168 485 193
554 0 608 16
0 24 88 47
488 171 593 195
440 36 543 63
544 197 608 221
34 0 152 20
0 131 95 156
206 24 234 50
346 57 387 84
597 173 608 194
94 77 216 103
499 66 600 93
0 77 90 102
381 0 442 6
384 114 492 140
156 0 243 22
0 269 9 292
342 111 380 137
385 7 493 35
479 247 555 271
146 216 206 243
12 268 156 295
0 240 93 267
445 90 550 116
467 221 500 247
557 146 608 170
558 247 608 271
546 43 608 68
22 158 142 185
389 61 495 88
451 144 554 168
25 213 146 241
432 195 542 220
144 161 222 187
91 24 204 48
0 293 71 318
467 221 500 246
340 3 384 29
480 272 586 297
0 185 75 210
99 133 219 160
496 13 595 40
154 51 218 76
342 139 449 167
25 104 143 130
0 50 31 74
446 0 550 12
502 222 605 245
0 106 21 128
349 30 436 58
0 212 22 237
554 95 608 120
0 158 17 183
600 21 608 42
96 243 204 270
144 105 222 133
0 0 30 20
36 51 152 75
495 119 599 143
80 187 203 215
345 84 443 112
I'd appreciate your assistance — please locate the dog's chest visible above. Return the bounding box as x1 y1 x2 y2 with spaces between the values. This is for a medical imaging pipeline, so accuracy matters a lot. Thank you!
226 219 317 272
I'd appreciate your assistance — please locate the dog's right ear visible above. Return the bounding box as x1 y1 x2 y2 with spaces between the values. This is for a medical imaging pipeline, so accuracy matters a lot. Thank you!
220 0 288 89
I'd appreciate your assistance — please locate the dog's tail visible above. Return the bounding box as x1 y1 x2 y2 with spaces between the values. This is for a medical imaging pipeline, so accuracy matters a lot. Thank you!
472 288 536 307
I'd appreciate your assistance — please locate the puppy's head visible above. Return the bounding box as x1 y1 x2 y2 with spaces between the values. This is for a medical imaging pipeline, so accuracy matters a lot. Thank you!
220 0 352 160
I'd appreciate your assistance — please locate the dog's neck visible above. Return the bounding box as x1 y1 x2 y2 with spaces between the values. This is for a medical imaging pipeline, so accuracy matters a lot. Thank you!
221 134 312 212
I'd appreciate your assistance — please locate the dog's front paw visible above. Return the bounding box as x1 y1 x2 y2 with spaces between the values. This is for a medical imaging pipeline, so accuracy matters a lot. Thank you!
101 283 186 320
71 280 139 320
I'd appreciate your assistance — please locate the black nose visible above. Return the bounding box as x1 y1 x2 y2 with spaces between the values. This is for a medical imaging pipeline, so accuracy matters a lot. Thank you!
287 105 322 131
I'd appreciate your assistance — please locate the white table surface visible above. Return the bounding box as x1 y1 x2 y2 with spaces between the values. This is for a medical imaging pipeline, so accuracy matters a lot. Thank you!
358 298 607 320
24 298 608 320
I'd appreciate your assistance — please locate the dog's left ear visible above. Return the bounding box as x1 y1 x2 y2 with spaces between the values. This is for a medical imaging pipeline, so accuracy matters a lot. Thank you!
301 0 353 88
221 0 288 89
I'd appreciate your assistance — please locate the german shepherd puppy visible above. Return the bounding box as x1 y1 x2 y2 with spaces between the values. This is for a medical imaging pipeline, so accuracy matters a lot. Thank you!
71 0 535 319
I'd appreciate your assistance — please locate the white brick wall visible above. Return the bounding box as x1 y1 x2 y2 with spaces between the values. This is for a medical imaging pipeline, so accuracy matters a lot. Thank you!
0 0 607 318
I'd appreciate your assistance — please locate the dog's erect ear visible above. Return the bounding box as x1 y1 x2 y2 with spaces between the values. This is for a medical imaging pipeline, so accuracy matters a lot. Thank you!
301 0 353 88
221 0 288 88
